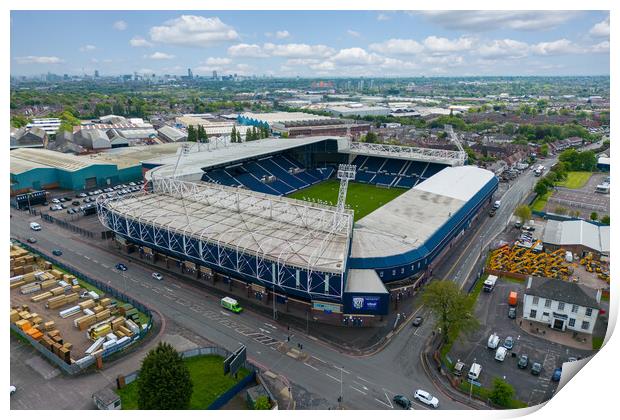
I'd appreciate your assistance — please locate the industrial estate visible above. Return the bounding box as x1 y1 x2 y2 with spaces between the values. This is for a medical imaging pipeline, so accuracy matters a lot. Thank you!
9 9 611 413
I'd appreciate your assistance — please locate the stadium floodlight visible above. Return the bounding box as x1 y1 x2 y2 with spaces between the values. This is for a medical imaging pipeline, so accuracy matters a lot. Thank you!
336 164 356 214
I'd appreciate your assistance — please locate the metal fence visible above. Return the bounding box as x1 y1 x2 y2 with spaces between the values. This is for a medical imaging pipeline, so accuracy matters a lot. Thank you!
11 239 154 374
40 213 96 238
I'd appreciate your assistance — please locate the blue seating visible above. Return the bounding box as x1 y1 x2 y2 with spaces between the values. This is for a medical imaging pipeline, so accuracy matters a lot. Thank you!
373 174 396 186
381 159 407 175
422 163 446 178
362 156 384 172
405 161 428 177
258 158 306 189
236 173 280 195
355 171 375 183
395 177 416 188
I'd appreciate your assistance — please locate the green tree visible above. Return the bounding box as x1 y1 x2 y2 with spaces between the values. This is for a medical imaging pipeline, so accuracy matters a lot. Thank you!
231 126 237 143
246 128 253 141
253 395 271 410
539 144 549 157
251 126 258 140
137 342 192 410
514 205 532 224
534 180 549 196
601 215 610 225
281 131 289 139
554 206 567 215
590 212 598 221
489 378 515 407
236 129 242 143
421 280 478 344
363 131 378 143
187 125 196 142
11 114 30 128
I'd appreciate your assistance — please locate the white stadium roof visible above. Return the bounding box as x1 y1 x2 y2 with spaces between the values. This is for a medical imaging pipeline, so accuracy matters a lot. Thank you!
351 166 495 259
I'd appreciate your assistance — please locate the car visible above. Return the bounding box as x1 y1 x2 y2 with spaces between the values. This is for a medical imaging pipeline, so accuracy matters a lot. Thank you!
503 336 514 350
60 203 67 209
71 200 80 206
567 357 578 363
10 385 16 395
30 222 41 231
129 182 136 186
514 221 522 228
508 307 517 319
51 198 60 204
115 263 128 271
531 362 542 375
78 192 87 198
67 209 74 214
393 395 412 409
152 272 163 281
27 237 37 243
552 368 562 381
52 249 63 256
495 346 508 362
412 316 424 327
517 354 529 369
413 389 439 408
489 209 496 217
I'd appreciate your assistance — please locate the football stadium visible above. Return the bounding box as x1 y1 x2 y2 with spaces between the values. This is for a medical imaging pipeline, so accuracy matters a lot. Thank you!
97 135 498 323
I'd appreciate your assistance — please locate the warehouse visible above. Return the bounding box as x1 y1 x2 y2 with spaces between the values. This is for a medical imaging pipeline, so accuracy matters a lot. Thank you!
237 111 332 128
326 104 391 117
542 219 610 258
157 125 187 143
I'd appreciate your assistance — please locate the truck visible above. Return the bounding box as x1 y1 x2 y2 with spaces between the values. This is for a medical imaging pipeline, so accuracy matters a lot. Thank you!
508 291 518 306
483 275 498 292
221 297 243 313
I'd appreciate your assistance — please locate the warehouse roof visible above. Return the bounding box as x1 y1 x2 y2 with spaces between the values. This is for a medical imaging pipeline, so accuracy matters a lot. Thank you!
542 220 610 254
351 166 496 259
10 148 113 174
89 143 183 169
525 276 600 309
157 125 187 142
239 111 331 124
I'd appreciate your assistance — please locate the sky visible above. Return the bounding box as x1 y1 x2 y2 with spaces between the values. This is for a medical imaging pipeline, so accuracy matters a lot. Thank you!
10 10 610 77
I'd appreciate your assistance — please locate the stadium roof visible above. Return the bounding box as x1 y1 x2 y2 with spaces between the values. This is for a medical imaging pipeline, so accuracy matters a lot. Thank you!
101 179 353 274
239 112 331 124
345 269 388 294
351 166 496 259
145 136 349 181
542 220 610 254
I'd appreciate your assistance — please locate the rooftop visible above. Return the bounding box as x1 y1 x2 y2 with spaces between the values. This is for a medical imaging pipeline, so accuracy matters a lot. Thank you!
345 269 388 294
525 276 600 309
10 148 114 174
239 112 331 124
542 220 610 254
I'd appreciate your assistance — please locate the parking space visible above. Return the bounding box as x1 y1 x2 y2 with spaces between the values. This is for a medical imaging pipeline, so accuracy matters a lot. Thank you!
449 281 593 405
545 173 610 215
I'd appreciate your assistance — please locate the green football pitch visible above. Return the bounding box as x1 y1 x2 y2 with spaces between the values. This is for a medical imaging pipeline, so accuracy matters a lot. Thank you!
287 179 407 221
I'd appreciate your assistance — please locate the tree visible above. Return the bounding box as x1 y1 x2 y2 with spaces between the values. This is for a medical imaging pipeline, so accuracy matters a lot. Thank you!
246 128 253 141
253 395 271 410
421 280 478 344
539 144 549 157
187 125 196 142
534 180 548 196
363 131 378 143
236 129 242 143
252 126 258 140
137 342 192 410
601 215 610 225
590 212 599 221
514 205 532 224
231 126 237 143
489 378 515 407
554 206 567 215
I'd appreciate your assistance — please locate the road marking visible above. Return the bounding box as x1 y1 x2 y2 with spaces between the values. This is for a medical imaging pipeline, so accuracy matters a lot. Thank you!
352 380 368 391
171 283 180 289
334 366 350 375
101 264 109 269
264 323 277 330
259 328 271 335
325 373 341 383
304 362 319 371
383 391 394 408
164 287 174 293
92 259 98 264
84 256 91 260
220 311 231 317
374 398 392 409
312 356 327 364
356 376 372 384
350 386 367 395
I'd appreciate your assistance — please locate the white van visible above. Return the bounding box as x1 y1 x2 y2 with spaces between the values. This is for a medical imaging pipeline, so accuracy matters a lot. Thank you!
468 363 482 380
29 222 41 231
493 200 501 209
487 333 500 349
494 346 508 362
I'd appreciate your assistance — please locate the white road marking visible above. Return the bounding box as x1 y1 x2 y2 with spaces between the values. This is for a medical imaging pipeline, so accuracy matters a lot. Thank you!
259 328 271 335
325 373 341 383
220 311 231 317
350 386 367 395
384 392 394 408
264 323 277 330
92 259 98 264
304 362 319 371
352 380 368 391
334 366 351 375
312 356 327 364
374 398 392 409
357 376 373 384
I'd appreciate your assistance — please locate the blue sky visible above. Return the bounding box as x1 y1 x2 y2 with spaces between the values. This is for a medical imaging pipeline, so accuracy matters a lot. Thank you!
10 10 610 77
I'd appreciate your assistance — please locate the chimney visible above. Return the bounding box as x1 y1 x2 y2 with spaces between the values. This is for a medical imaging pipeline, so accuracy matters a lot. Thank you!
527 276 532 289
596 289 602 303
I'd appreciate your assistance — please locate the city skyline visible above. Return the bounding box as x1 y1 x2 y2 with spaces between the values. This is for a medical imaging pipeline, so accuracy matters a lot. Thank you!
11 10 610 78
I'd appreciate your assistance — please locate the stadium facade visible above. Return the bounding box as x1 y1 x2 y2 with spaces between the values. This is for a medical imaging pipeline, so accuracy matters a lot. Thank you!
98 136 497 322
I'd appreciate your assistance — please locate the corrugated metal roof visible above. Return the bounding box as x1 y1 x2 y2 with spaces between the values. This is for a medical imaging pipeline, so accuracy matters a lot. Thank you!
542 220 609 254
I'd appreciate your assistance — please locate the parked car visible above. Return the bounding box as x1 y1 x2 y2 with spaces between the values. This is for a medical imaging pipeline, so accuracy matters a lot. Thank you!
27 237 37 243
72 201 81 206
10 385 16 395
412 316 424 327
77 192 87 198
517 354 529 369
30 222 41 231
503 336 514 350
567 357 578 362
67 209 75 214
413 389 439 408
393 395 412 409
152 272 163 281
51 198 60 204
487 333 500 349
115 263 128 271
495 346 508 362
531 362 542 375
508 307 517 319
552 368 562 381
52 249 63 256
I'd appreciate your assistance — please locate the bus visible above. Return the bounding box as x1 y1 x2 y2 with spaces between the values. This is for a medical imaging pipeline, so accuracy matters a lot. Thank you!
221 297 243 313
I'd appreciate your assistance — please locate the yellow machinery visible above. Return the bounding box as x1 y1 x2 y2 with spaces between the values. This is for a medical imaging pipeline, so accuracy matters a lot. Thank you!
487 241 572 280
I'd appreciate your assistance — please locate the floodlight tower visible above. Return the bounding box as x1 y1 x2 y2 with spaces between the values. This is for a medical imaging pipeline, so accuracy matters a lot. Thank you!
172 143 191 178
444 124 468 165
336 164 356 213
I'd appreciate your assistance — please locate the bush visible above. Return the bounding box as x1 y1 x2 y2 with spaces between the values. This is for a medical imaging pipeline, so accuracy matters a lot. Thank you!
489 378 515 407
254 395 271 410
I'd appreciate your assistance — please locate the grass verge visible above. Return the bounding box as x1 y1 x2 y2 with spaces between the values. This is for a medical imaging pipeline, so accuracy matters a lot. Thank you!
117 355 251 410
530 191 552 212
458 381 527 409
592 336 604 350
555 172 592 189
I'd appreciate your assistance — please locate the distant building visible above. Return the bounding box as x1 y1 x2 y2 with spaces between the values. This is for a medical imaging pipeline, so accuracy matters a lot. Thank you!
326 104 390 117
523 276 601 334
94 70 100 78
188 68 193 79
74 128 111 150
212 70 218 80
158 125 188 143
597 156 610 172
10 127 48 149
26 118 61 135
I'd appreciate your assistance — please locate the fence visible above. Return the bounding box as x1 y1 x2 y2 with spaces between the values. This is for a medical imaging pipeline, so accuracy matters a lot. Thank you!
40 213 96 238
531 209 607 226
11 239 154 373
120 346 258 410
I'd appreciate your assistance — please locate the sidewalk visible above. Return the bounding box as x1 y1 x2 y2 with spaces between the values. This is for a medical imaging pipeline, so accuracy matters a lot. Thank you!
516 317 593 351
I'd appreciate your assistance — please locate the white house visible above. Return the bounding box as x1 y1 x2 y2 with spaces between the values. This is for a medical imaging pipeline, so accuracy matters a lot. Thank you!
522 276 601 334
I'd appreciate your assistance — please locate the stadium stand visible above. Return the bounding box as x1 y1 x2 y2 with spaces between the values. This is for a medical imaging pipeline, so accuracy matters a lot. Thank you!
350 155 447 188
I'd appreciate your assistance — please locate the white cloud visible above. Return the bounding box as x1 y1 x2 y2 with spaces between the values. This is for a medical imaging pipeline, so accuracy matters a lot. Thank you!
148 51 175 60
149 15 239 47
477 39 530 59
423 36 474 54
530 39 582 56
275 30 290 39
263 43 335 58
331 48 384 65
416 11 580 32
129 36 153 48
227 43 267 58
137 68 154 74
347 30 361 38
369 38 423 55
204 57 232 66
589 16 610 38
79 44 96 52
113 20 127 31
285 58 321 66
14 56 64 64
591 41 610 54
377 13 390 21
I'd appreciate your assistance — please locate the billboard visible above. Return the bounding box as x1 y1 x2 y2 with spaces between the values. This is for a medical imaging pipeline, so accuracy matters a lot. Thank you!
350 296 381 311
312 301 342 314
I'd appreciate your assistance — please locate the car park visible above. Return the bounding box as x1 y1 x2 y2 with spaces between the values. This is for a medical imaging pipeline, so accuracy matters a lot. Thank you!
52 249 63 256
393 395 412 409
413 389 439 408
412 316 424 327
517 354 529 369
503 336 514 350
152 272 163 281
531 362 542 375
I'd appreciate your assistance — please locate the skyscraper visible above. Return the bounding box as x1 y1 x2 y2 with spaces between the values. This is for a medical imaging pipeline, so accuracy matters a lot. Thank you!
212 70 218 80
94 70 100 78
187 68 193 79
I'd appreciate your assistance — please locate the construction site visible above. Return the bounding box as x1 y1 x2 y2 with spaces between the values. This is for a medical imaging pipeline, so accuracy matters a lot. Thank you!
488 241 574 280
9 242 151 369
